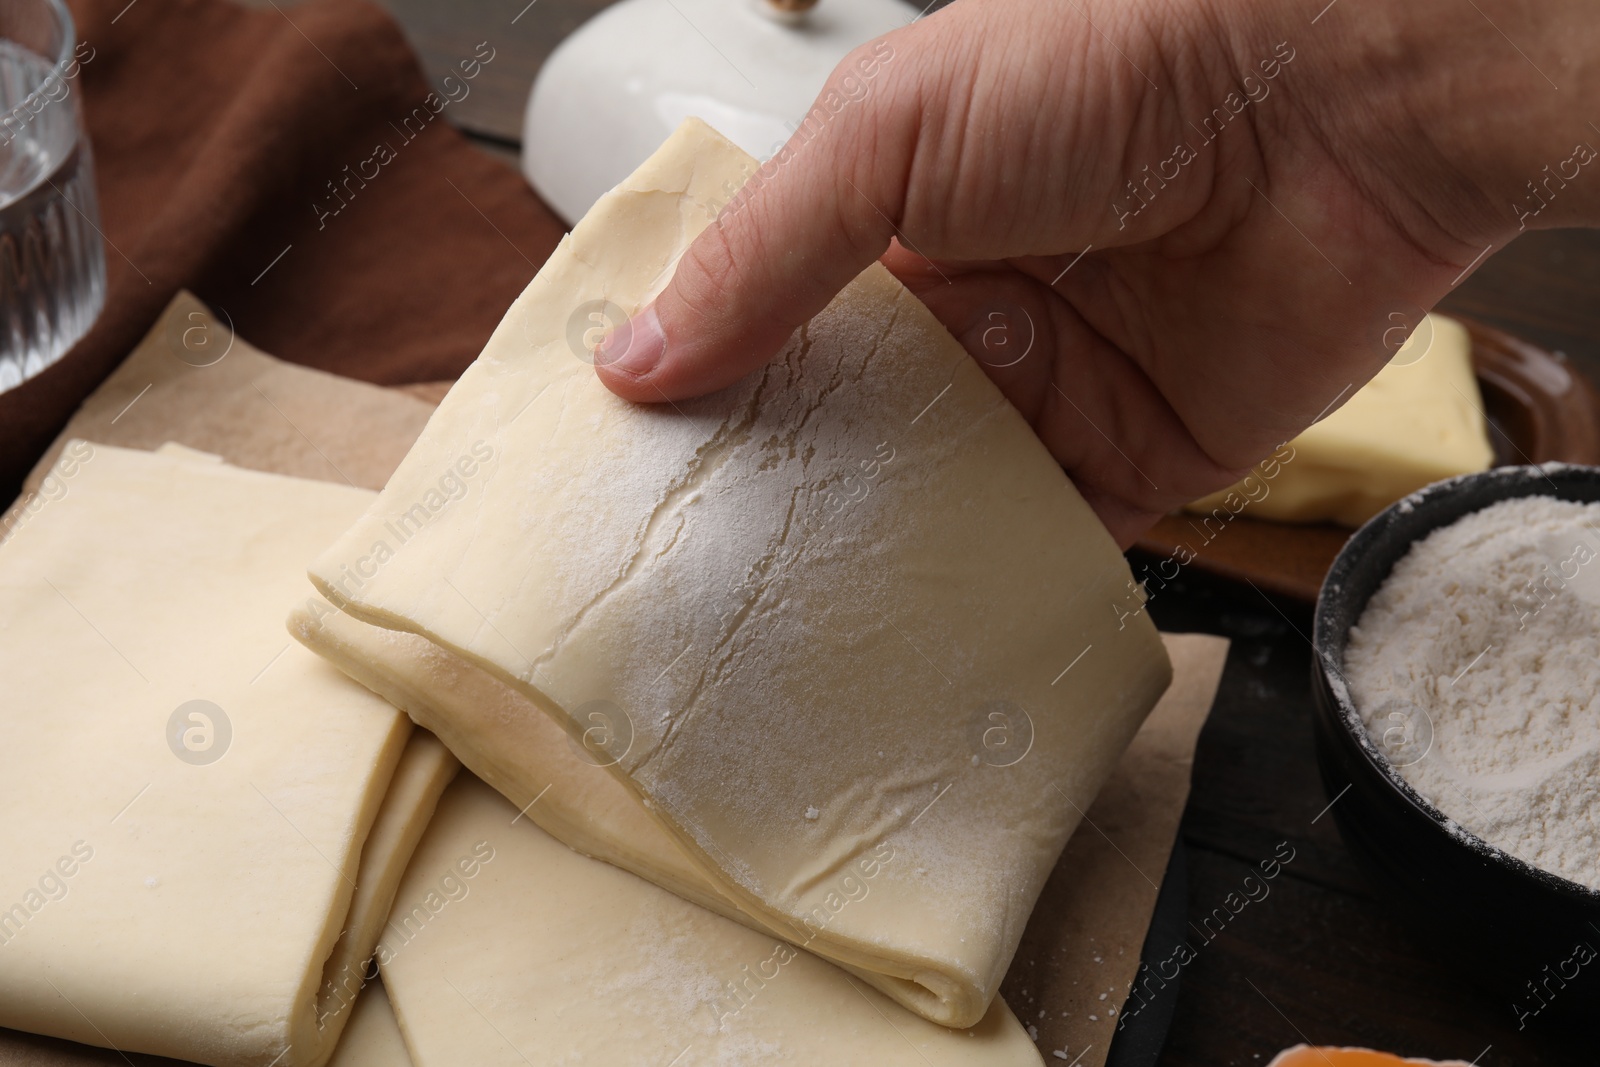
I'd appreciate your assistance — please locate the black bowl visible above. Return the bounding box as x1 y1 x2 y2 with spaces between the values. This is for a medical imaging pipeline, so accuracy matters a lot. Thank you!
1311 463 1600 1026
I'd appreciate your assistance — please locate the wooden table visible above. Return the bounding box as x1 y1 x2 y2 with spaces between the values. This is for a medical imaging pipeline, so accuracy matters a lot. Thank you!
374 2 1600 1062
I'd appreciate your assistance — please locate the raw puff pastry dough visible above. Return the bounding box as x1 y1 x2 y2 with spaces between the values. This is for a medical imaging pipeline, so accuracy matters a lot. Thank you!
292 598 1040 1056
292 601 1223 1066
306 119 1171 1027
0 445 454 1067
379 774 1045 1066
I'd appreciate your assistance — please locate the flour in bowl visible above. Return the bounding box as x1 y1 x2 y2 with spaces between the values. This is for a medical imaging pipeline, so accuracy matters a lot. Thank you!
1346 494 1600 890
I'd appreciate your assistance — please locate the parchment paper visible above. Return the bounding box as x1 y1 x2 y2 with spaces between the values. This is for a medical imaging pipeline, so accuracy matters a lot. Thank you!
4 294 1229 1067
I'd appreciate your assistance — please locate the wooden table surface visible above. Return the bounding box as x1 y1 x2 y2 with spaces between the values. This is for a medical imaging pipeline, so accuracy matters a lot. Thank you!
374 1 1600 1062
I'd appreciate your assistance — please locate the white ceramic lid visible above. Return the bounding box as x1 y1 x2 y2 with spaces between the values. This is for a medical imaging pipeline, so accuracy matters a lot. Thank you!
523 0 914 224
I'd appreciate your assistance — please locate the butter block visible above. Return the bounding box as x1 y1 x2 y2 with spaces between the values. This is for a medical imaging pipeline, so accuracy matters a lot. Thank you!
1188 314 1493 527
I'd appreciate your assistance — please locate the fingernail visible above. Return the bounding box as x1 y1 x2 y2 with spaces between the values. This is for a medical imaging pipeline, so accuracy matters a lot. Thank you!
597 304 664 376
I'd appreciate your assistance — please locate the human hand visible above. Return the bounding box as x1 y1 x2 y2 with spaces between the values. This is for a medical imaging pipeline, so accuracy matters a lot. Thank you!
595 0 1600 545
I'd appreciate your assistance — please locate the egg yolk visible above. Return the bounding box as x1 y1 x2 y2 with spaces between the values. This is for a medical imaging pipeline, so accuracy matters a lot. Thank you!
1271 1047 1471 1067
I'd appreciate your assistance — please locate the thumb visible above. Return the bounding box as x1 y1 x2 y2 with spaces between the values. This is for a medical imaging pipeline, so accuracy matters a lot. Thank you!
595 43 911 402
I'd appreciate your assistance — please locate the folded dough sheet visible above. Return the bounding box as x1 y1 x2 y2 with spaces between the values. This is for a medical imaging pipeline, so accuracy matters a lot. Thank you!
305 118 1171 1027
377 774 1045 1065
293 597 1035 1059
293 600 1217 1064
0 444 456 1067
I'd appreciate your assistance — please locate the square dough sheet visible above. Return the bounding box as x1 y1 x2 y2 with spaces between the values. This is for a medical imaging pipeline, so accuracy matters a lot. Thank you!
379 774 1046 1066
306 118 1171 1027
0 444 454 1067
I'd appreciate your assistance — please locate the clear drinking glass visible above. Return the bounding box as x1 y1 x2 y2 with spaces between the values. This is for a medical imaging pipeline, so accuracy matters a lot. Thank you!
0 0 105 392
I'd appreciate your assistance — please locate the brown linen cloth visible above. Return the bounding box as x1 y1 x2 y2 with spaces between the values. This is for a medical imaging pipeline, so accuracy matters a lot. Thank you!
0 0 567 503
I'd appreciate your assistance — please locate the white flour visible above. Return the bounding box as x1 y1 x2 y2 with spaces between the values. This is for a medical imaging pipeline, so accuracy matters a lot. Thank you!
1346 495 1600 890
